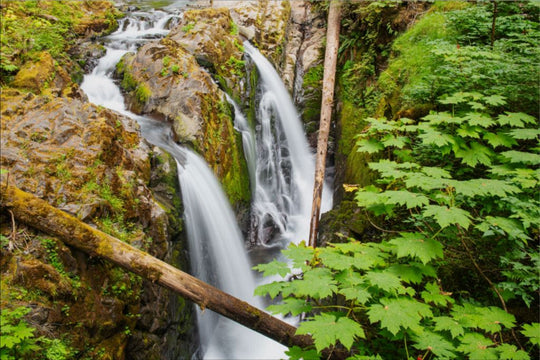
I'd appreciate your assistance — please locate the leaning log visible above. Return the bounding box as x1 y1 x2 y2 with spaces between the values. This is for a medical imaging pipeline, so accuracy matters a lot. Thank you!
0 183 312 350
309 0 342 248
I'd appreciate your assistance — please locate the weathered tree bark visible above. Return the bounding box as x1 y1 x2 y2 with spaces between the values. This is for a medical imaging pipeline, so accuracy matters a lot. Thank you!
491 1 498 49
0 183 312 350
308 0 341 248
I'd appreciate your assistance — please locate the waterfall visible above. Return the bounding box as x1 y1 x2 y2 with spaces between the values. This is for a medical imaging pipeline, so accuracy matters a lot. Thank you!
241 42 332 247
80 5 286 359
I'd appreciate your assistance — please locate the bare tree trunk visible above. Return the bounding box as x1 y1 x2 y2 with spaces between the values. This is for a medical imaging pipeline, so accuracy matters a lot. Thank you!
0 183 312 350
491 1 498 49
308 0 341 248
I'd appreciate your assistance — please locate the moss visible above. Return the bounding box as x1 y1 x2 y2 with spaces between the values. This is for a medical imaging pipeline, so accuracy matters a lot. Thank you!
135 83 152 104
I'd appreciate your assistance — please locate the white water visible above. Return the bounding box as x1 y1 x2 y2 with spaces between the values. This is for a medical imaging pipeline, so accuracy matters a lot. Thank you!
80 5 286 359
243 42 332 247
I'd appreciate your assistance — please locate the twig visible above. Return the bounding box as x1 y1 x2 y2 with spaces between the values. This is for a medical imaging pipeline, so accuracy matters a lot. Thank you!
8 209 16 252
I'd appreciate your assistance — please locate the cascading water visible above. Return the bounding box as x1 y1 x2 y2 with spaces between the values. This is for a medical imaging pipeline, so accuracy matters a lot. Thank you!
80 4 287 359
241 42 332 247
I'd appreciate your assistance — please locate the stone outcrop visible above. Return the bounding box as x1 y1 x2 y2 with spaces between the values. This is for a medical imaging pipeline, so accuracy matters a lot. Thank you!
0 91 193 359
117 8 251 209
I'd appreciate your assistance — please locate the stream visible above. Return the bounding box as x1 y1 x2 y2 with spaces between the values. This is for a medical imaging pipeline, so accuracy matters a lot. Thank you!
81 1 330 358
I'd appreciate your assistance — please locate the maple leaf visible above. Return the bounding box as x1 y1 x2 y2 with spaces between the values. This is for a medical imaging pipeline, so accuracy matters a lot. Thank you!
334 268 364 287
357 138 384 154
457 333 497 360
510 128 540 140
411 330 457 359
464 112 495 127
483 131 518 148
420 282 454 306
521 323 540 345
365 270 403 293
497 344 530 360
292 268 337 299
421 166 452 179
253 259 290 277
285 346 320 360
382 135 409 148
418 126 455 147
423 205 472 229
454 142 494 167
352 244 388 271
387 263 436 284
500 151 540 165
433 316 465 338
267 298 312 316
381 190 430 209
319 248 356 271
367 297 432 335
282 243 315 271
457 124 482 138
483 94 506 106
296 313 365 352
438 92 470 105
423 112 462 125
497 112 536 127
339 286 372 304
254 281 284 299
389 232 443 264
405 173 447 191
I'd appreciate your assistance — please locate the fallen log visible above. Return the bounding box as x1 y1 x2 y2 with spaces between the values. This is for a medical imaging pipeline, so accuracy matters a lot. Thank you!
0 183 312 350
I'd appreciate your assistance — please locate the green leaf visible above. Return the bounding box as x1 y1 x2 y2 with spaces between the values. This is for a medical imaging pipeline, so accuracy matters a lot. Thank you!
296 313 365 352
483 94 506 106
521 323 540 345
356 138 384 154
369 160 418 179
421 282 454 306
254 281 284 299
319 248 356 271
457 124 482 138
477 216 528 241
339 286 372 304
405 173 448 191
497 112 536 127
451 304 515 333
382 135 409 148
352 244 388 271
455 142 494 167
365 270 403 293
439 92 470 105
292 268 337 299
450 179 521 198
483 132 518 148
457 333 497 360
411 330 457 358
500 151 540 165
510 128 540 140
419 126 455 147
433 316 465 338
267 298 312 316
285 346 320 360
389 232 443 264
381 190 430 209
355 187 382 208
421 166 452 179
253 259 290 277
423 112 462 125
282 243 315 271
464 112 495 127
367 297 432 335
423 205 472 229
335 269 364 287
497 343 530 360
387 263 436 284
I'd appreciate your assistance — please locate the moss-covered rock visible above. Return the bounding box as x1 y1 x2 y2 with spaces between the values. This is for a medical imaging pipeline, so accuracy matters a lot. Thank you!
117 9 251 209
1 0 121 91
0 91 193 359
